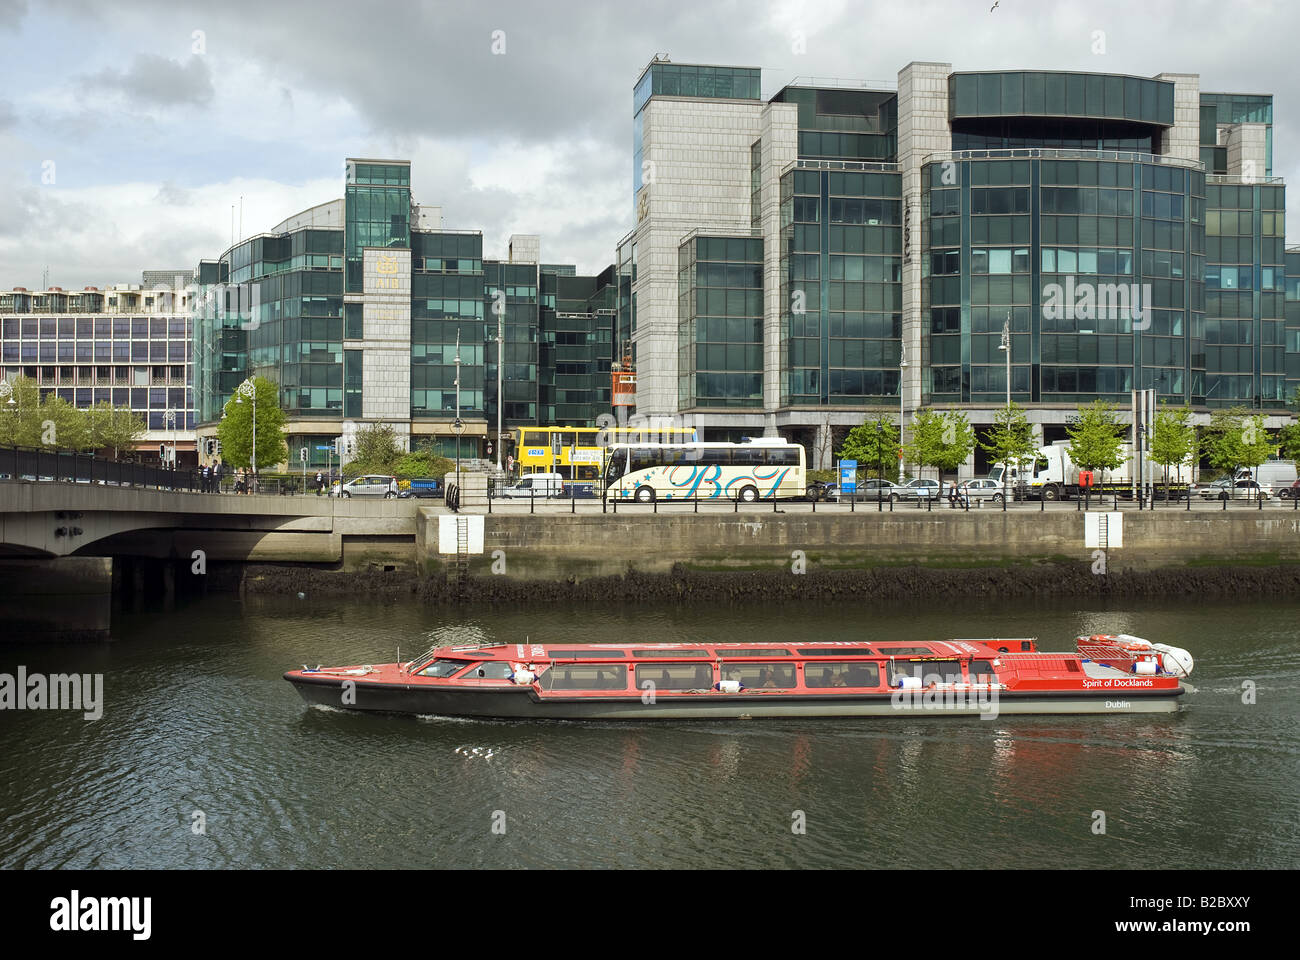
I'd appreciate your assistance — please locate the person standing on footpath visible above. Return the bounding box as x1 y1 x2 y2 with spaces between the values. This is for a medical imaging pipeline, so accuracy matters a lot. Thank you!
315 470 324 496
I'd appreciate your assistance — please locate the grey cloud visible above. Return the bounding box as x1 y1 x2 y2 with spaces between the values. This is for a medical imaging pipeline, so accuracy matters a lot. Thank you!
0 0 27 31
83 53 214 108
154 181 193 206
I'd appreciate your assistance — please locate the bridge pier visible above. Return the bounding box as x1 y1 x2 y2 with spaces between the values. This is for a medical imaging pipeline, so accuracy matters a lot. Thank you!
0 557 112 642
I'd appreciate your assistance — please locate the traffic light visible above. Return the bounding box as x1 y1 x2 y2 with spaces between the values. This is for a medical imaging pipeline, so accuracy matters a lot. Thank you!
159 443 166 461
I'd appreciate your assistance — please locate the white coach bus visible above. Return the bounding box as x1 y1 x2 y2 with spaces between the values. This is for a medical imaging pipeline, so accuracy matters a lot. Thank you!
603 438 806 503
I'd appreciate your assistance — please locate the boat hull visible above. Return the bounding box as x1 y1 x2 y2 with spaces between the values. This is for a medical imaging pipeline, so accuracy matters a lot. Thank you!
285 674 1184 720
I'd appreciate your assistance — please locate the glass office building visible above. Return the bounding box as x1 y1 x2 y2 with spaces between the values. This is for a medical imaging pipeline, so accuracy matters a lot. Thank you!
190 158 618 470
622 58 1297 466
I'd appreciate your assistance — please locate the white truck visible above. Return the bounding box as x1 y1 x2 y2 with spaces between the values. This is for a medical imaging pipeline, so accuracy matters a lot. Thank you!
988 440 1194 501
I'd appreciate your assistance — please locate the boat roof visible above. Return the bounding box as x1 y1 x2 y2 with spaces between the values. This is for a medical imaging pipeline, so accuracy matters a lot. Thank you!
416 639 1036 663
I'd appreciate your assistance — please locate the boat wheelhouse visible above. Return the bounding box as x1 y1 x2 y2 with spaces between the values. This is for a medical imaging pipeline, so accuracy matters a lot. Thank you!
284 634 1193 720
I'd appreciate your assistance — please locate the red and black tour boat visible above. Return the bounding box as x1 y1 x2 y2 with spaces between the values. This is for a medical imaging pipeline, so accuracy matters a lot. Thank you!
283 633 1194 720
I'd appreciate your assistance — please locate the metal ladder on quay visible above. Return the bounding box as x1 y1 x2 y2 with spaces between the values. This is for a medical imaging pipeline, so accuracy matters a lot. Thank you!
454 515 470 589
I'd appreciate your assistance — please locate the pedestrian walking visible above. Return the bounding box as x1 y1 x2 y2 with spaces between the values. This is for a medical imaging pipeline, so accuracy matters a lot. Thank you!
315 470 324 497
201 463 211 493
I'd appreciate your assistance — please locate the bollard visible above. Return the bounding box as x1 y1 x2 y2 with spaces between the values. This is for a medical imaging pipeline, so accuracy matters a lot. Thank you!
1002 490 1007 512
654 495 658 515
1258 492 1263 511
1222 494 1226 511
877 491 882 512
1040 494 1044 512
571 484 576 514
850 493 854 513
1186 489 1190 511
694 493 698 513
734 494 738 513
530 488 535 515
773 493 778 514
888 495 893 512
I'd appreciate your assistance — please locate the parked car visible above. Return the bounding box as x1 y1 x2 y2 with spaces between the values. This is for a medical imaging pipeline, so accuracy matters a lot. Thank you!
1237 461 1298 498
1277 478 1300 500
816 476 899 502
1197 478 1268 501
500 473 565 498
897 478 943 502
402 477 444 499
960 478 1006 502
334 474 399 498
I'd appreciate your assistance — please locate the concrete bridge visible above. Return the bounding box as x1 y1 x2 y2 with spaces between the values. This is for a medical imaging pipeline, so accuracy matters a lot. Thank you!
0 481 422 567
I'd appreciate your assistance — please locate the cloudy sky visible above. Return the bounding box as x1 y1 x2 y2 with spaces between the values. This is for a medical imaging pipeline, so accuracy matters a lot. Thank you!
1 0 1297 288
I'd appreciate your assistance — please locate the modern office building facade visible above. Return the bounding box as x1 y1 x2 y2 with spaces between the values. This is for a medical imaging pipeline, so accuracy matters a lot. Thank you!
621 58 1297 468
0 280 197 460
190 159 617 471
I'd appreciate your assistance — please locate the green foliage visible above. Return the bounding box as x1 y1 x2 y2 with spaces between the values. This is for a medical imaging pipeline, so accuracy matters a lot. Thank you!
0 376 143 453
217 377 289 470
1066 400 1128 473
1201 407 1271 474
1278 420 1300 461
837 414 900 478
979 402 1037 487
903 409 975 475
1149 405 1196 486
40 395 91 451
390 451 454 480
86 401 148 458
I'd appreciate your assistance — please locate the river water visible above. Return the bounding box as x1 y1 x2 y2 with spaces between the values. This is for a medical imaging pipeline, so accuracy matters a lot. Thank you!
1 595 1296 869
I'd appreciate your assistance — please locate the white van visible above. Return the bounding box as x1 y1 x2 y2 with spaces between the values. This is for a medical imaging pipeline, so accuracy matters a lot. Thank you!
1239 461 1298 497
501 472 565 499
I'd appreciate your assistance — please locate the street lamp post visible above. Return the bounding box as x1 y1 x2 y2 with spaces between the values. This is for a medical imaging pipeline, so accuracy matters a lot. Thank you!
164 407 177 470
237 378 257 494
898 342 908 483
496 310 504 474
453 329 462 507
999 314 1011 413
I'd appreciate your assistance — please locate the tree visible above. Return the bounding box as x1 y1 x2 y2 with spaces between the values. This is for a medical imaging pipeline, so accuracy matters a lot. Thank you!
903 409 975 480
1278 418 1300 462
38 395 91 451
837 414 900 483
1066 400 1128 483
344 423 403 477
1149 405 1195 495
979 402 1037 499
1238 413 1274 493
217 376 288 471
0 375 44 447
87 402 147 459
1202 408 1246 479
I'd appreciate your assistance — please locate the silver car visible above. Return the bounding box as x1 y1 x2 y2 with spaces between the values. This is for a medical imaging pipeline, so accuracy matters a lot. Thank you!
960 478 1007 502
897 478 942 501
336 474 398 499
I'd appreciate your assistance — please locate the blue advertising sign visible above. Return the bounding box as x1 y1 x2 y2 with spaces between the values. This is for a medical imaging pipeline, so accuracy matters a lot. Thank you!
839 460 857 493
315 445 333 451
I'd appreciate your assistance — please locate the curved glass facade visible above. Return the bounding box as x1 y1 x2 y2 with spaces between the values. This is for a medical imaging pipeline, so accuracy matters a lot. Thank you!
922 152 1206 406
950 72 1174 126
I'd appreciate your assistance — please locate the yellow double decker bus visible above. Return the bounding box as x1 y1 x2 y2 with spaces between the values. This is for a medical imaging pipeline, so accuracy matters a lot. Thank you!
513 425 698 480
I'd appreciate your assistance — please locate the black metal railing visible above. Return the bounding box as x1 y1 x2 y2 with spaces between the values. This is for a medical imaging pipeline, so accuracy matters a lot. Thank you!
0 446 203 492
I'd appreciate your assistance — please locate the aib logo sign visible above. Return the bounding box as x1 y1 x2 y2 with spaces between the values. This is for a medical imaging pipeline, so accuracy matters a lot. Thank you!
374 254 401 290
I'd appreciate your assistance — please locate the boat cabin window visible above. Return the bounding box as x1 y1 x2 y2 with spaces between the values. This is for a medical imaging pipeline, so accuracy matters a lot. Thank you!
633 649 711 658
719 662 796 689
888 659 964 685
540 664 628 691
805 662 881 688
968 659 999 683
635 663 714 691
875 646 934 656
461 661 515 680
418 659 472 678
797 647 873 657
547 650 627 659
722 648 791 657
